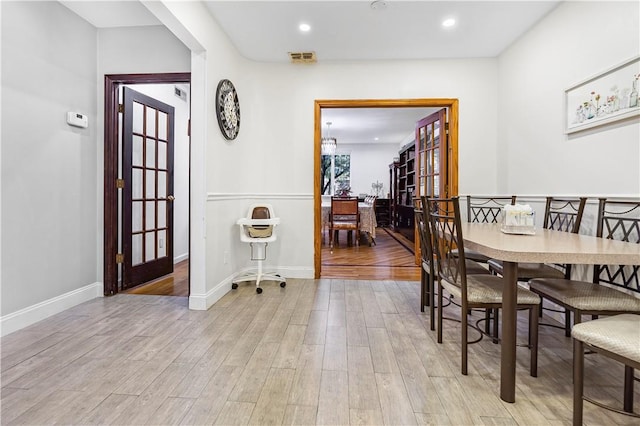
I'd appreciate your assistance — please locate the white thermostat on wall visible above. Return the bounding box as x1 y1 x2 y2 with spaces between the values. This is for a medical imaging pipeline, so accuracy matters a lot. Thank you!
66 112 88 128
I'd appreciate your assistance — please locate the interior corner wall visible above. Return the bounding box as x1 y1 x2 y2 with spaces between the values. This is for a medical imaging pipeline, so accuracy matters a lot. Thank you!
1 2 98 318
497 1 640 197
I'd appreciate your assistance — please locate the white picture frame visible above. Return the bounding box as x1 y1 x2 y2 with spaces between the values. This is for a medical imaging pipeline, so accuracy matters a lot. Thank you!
565 55 640 134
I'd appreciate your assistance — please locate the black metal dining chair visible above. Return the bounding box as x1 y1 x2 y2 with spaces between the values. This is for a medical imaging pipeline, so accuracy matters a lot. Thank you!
572 314 640 425
529 198 640 337
426 196 540 376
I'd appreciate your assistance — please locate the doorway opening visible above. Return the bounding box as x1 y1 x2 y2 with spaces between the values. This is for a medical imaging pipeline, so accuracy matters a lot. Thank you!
104 73 191 297
314 98 459 279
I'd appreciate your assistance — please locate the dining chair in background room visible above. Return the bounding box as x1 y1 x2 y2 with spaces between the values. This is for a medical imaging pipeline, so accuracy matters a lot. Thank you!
572 314 640 425
426 196 540 376
528 198 640 337
329 196 360 253
488 196 587 334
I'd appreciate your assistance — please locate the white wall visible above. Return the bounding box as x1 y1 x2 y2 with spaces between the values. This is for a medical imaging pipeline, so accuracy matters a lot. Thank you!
342 143 399 197
497 1 640 197
0 3 193 334
1 2 99 321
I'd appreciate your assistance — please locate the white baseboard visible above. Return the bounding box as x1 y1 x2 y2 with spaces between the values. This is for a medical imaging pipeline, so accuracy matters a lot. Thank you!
0 282 102 337
189 275 233 310
188 266 314 311
174 253 189 264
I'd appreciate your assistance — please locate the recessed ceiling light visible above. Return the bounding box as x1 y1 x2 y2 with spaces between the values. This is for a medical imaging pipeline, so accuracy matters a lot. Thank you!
299 23 311 32
374 137 379 141
442 18 456 28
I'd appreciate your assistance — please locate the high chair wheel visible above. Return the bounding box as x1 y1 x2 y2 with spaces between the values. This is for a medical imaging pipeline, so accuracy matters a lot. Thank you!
232 283 238 290
280 282 286 288
256 287 263 294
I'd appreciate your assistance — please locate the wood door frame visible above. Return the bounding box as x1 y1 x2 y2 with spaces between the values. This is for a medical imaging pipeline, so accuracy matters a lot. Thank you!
313 98 459 278
104 72 190 296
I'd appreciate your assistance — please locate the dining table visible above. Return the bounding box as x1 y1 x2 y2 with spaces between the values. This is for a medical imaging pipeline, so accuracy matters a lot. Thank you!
322 201 377 245
461 222 640 403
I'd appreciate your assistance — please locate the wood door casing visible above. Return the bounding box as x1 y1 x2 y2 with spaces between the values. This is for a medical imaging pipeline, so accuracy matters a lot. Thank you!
104 73 190 296
313 99 459 278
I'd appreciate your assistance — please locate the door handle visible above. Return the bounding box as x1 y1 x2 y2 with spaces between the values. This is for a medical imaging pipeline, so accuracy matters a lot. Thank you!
167 195 175 201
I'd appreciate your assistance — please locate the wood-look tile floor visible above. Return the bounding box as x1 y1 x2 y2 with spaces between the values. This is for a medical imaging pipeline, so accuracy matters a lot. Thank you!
1 279 637 425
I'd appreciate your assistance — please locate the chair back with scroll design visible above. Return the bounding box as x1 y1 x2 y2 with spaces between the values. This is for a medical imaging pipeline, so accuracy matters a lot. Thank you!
543 196 587 278
594 198 640 293
543 196 587 233
427 197 467 297
467 195 517 224
463 196 516 264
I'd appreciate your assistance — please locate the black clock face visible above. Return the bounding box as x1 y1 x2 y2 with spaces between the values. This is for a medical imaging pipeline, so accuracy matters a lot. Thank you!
215 79 240 140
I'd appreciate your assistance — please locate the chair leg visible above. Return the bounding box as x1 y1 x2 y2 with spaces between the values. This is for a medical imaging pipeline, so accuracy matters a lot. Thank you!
437 283 443 343
624 366 635 413
429 274 435 332
493 309 500 344
329 229 333 253
484 309 491 335
565 307 572 337
420 270 426 313
530 305 539 377
462 303 468 375
573 339 584 426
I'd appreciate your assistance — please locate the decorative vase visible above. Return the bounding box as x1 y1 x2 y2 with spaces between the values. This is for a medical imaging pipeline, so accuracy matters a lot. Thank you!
629 80 638 108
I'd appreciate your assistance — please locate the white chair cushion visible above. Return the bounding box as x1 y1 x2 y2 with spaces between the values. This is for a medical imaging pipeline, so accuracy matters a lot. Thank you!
571 314 640 365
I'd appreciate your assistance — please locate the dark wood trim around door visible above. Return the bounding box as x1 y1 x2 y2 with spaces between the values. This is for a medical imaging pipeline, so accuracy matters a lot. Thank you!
104 73 190 296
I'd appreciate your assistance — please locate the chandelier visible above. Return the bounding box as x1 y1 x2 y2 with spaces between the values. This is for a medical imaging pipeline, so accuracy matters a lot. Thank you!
321 121 337 155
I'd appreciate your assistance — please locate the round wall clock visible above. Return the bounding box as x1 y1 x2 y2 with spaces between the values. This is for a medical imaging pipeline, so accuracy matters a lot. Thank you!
215 79 240 140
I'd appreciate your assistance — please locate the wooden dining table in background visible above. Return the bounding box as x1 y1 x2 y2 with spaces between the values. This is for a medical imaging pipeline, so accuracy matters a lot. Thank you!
460 222 640 403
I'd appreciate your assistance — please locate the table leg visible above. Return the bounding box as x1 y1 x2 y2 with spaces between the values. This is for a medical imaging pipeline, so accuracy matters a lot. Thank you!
501 261 517 403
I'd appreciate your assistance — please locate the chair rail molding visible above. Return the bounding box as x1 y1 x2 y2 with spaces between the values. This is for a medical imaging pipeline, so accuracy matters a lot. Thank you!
207 193 313 201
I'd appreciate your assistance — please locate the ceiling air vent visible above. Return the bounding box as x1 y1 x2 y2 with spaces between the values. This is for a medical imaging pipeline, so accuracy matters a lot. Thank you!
288 51 317 64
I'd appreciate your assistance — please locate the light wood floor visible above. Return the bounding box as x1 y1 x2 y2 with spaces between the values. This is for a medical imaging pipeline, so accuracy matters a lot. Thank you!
1 279 637 425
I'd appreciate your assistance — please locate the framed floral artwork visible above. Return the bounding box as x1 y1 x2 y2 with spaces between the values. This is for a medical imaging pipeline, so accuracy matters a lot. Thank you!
565 55 640 134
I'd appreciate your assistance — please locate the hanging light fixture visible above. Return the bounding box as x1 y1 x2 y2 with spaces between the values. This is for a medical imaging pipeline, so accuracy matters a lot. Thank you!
321 121 337 155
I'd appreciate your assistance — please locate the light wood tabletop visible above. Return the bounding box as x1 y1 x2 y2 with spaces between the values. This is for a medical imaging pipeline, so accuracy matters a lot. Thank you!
460 222 640 403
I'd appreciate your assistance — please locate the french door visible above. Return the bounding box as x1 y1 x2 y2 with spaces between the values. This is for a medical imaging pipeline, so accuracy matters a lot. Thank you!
121 87 175 289
414 109 449 262
416 108 449 200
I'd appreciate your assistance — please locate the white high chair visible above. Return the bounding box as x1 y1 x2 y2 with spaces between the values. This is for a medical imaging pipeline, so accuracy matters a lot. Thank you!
231 204 286 294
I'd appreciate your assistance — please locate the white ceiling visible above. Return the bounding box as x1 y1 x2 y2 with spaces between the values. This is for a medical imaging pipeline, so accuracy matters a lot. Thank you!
203 1 560 62
59 0 561 146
